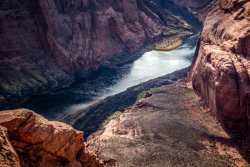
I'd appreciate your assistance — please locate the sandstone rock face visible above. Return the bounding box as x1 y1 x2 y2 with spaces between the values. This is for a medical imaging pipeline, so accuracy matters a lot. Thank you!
0 109 103 167
190 0 250 136
0 0 189 107
170 0 216 20
0 126 20 167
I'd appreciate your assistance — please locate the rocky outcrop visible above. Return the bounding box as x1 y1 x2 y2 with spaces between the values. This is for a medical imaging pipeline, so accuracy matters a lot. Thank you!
0 0 190 108
0 126 20 167
190 0 250 136
0 109 103 167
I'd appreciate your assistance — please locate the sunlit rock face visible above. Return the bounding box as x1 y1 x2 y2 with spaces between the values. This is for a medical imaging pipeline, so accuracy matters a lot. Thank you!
190 0 250 136
0 126 20 167
0 0 189 107
0 109 103 167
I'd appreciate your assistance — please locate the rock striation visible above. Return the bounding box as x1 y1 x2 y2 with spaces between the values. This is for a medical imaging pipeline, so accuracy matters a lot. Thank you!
169 0 216 20
0 109 103 167
190 0 250 136
0 0 190 107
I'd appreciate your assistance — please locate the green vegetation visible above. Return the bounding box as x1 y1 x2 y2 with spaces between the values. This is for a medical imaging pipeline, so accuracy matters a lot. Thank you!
137 91 148 101
155 26 193 51
99 111 122 130
163 27 193 38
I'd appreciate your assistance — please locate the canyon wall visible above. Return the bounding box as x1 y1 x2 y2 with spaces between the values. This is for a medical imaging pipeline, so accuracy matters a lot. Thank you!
190 0 250 136
0 109 103 167
169 0 216 20
0 0 190 107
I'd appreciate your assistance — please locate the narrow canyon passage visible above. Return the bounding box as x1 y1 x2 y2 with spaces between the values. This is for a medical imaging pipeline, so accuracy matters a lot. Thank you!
19 35 199 120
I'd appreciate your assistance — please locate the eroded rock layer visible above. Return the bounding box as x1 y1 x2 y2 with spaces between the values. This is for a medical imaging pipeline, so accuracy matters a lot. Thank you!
0 0 190 107
0 109 103 167
169 0 216 20
190 0 250 136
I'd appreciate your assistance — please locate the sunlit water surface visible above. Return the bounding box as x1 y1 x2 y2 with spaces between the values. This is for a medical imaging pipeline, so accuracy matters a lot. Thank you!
21 35 198 119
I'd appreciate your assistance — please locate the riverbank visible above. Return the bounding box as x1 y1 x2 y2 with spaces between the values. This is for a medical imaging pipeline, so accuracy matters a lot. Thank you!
154 38 183 51
154 27 193 51
87 80 249 167
15 34 198 120
59 68 190 137
3 30 196 114
1 0 197 110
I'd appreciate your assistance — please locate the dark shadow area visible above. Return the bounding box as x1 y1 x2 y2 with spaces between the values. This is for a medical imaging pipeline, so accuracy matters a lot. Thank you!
14 34 199 120
156 0 202 31
11 47 149 119
203 132 250 164
72 68 189 138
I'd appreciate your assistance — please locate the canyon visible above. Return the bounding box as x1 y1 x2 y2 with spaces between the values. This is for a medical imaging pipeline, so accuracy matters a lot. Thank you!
0 0 250 166
0 0 191 108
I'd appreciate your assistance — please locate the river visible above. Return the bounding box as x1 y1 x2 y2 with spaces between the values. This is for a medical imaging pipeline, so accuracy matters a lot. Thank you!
20 34 199 120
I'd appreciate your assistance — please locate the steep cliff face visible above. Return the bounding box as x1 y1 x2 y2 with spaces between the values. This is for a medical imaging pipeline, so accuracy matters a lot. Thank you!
0 109 103 167
169 0 216 20
190 0 250 136
0 0 190 107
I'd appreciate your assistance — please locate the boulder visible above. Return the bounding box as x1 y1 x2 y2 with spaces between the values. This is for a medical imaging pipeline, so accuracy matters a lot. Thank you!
0 109 103 167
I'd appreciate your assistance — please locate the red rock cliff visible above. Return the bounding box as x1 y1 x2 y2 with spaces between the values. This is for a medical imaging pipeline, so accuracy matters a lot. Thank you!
190 0 250 136
0 0 189 107
169 0 216 20
0 109 103 167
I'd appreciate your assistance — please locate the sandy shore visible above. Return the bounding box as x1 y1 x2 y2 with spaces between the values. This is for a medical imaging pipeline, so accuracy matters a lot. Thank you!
154 38 183 51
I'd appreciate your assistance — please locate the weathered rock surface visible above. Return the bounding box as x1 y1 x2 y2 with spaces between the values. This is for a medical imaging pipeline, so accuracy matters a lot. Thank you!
190 0 250 136
0 126 20 167
0 0 190 107
0 109 103 167
88 80 249 166
169 0 216 20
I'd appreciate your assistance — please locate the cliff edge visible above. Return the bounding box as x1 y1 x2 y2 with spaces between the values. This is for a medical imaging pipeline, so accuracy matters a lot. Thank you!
0 109 103 167
190 0 250 136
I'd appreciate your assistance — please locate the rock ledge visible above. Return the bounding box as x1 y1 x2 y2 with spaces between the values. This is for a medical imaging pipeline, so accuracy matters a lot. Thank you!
0 109 103 167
